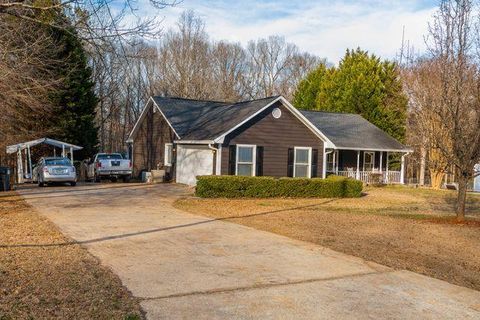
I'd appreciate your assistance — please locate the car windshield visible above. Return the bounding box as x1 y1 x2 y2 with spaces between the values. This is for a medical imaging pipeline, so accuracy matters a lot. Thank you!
97 154 123 160
45 158 71 166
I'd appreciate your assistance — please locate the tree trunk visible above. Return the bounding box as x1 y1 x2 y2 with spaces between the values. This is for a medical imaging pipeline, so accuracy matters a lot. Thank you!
430 169 445 189
456 175 468 221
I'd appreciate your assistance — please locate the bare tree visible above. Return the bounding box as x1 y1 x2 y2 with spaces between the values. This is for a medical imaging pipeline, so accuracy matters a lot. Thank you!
0 18 64 164
210 41 248 102
408 0 480 220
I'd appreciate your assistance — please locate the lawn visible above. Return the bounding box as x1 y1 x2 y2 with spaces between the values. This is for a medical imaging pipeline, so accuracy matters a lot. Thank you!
174 186 480 291
0 192 143 319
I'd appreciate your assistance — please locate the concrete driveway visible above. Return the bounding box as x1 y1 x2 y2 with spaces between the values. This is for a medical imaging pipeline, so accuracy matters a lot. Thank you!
18 183 480 319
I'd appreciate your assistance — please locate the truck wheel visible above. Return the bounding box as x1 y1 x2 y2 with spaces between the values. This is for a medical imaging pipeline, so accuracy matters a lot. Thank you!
110 177 118 183
122 176 131 183
70 181 77 187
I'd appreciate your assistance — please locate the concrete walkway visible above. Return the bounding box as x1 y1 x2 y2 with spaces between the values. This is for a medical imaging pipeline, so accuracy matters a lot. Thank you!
18 183 480 319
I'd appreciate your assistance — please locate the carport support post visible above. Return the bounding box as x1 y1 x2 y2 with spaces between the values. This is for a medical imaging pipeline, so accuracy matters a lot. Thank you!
17 149 24 183
356 151 360 180
62 144 65 158
27 145 32 179
70 147 73 163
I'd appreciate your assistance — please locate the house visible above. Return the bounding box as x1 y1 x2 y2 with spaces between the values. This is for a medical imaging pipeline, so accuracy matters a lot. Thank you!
126 95 412 185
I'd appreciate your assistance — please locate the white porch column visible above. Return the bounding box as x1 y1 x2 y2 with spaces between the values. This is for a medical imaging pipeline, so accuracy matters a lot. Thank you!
24 149 28 178
62 144 65 157
335 151 339 174
356 151 360 180
379 152 383 172
379 151 383 183
400 153 406 184
332 151 336 174
385 152 389 183
70 147 74 163
322 146 327 178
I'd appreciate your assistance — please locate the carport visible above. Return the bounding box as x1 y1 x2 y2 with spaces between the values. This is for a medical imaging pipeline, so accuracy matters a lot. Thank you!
6 138 83 183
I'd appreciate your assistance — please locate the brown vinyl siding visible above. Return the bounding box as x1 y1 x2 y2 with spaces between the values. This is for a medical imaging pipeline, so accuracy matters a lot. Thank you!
132 103 176 178
220 102 324 177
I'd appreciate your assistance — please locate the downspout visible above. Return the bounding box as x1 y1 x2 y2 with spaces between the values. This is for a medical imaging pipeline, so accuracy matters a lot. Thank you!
208 143 219 175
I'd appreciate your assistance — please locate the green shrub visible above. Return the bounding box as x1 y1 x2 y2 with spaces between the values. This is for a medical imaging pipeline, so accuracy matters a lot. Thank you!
195 175 363 198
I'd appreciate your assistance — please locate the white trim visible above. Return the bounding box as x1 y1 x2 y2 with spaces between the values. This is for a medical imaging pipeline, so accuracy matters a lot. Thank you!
323 147 331 179
279 97 335 148
127 97 181 143
173 140 215 144
356 151 361 180
333 146 413 153
363 151 375 171
235 144 256 176
379 152 383 173
164 143 173 166
294 146 312 178
216 144 222 175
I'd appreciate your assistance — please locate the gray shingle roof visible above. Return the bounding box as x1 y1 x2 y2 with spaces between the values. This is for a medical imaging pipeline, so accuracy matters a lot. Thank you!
300 110 410 151
152 96 280 140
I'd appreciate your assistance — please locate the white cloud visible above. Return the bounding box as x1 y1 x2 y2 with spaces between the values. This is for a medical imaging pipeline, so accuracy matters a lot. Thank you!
141 0 437 63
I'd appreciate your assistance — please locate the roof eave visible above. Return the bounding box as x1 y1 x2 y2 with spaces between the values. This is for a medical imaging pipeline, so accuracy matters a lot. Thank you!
331 146 414 153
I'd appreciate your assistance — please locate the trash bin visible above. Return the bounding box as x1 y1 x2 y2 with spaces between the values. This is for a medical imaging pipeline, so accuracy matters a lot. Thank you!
0 167 11 192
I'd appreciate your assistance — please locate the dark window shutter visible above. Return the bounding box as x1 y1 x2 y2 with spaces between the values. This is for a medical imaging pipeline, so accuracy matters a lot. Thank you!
256 146 264 176
228 145 236 175
311 149 319 177
287 148 294 177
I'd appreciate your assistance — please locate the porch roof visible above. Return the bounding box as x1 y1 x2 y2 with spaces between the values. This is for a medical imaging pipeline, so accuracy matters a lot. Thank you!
299 110 412 152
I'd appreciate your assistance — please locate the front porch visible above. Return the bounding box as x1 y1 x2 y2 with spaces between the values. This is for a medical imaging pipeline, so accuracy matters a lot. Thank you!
325 149 407 184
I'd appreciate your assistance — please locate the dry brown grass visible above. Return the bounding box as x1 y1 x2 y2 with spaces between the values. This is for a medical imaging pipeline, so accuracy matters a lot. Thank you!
0 192 143 320
174 186 480 291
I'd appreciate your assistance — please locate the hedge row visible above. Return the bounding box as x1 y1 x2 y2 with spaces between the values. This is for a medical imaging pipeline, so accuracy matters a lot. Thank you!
195 175 363 198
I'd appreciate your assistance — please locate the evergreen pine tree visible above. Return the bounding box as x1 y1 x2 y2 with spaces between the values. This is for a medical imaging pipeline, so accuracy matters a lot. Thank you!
292 63 328 110
50 21 98 159
293 48 408 142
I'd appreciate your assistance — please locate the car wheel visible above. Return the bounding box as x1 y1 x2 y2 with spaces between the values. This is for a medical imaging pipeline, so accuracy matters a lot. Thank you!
122 176 131 183
70 181 76 186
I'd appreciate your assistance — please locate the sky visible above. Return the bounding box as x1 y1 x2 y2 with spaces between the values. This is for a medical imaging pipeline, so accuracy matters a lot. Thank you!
135 0 439 64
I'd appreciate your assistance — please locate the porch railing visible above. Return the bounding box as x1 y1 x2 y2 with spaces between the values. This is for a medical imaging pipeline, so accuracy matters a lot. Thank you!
330 170 402 184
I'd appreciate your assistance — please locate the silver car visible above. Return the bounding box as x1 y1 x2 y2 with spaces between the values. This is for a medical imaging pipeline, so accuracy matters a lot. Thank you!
34 157 77 187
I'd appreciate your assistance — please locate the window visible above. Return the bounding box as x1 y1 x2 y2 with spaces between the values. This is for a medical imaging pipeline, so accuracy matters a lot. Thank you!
363 151 375 171
294 147 311 178
45 158 72 166
236 145 256 176
326 151 338 172
164 143 173 166
97 154 123 160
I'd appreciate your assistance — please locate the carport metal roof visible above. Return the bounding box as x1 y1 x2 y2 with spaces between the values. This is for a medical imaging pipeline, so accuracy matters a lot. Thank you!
6 137 83 184
6 138 83 154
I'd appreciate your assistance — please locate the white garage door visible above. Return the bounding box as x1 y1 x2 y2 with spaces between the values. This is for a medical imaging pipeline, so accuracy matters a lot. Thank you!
176 145 214 185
